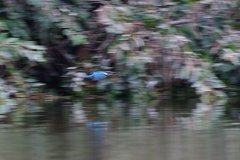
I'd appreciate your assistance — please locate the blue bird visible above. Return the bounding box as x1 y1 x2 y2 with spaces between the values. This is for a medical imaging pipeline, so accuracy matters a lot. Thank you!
86 71 116 80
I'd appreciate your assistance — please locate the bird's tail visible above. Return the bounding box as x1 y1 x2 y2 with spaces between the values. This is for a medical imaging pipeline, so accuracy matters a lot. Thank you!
86 75 93 78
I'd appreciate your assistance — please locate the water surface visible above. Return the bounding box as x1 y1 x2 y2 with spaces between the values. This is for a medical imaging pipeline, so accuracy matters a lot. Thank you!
0 99 240 160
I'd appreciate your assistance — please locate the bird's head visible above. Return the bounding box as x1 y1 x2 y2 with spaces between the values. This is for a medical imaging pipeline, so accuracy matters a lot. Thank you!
105 71 117 75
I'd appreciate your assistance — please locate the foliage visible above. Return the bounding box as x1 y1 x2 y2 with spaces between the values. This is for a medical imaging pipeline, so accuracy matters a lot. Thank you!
0 33 46 62
1 0 240 112
0 32 46 112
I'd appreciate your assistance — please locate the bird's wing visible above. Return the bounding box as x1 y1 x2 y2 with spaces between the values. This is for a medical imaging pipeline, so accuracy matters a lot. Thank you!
94 72 107 80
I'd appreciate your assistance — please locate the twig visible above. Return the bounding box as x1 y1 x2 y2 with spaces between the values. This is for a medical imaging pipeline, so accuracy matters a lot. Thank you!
169 19 191 25
97 33 115 50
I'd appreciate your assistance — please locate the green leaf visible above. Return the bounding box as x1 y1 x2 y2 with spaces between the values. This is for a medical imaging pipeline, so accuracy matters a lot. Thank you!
18 41 46 50
24 44 46 50
69 34 88 46
0 33 8 43
2 38 19 44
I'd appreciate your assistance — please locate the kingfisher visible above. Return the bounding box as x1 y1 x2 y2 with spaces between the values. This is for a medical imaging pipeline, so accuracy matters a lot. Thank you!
86 71 116 80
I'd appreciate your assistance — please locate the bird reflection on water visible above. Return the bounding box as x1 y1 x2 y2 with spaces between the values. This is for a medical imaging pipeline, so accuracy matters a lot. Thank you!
87 122 110 160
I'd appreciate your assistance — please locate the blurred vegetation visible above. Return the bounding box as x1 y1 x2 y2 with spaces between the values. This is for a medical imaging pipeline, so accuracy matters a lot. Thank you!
1 0 240 116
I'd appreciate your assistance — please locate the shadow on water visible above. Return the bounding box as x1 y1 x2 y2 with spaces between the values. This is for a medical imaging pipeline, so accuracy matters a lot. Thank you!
0 99 240 160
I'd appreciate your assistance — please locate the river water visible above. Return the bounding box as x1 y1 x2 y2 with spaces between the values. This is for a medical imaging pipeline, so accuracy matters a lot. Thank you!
0 99 240 160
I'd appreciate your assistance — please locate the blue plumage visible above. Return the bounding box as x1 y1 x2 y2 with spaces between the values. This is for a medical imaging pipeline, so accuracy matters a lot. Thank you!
86 71 116 80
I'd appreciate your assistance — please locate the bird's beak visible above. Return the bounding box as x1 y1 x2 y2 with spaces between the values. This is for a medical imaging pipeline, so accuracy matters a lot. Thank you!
112 72 117 74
